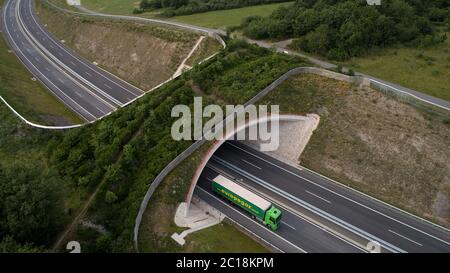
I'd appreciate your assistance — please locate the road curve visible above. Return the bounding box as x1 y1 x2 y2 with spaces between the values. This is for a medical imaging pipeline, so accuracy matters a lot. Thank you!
1 0 143 122
74 2 449 111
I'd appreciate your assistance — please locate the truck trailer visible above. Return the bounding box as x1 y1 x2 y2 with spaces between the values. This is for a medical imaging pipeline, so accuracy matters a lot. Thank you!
212 175 282 230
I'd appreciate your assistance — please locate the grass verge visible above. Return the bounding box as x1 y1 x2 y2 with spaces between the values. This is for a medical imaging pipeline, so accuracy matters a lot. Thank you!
342 34 450 102
261 74 450 227
0 29 82 125
172 2 293 29
80 0 293 30
138 143 268 253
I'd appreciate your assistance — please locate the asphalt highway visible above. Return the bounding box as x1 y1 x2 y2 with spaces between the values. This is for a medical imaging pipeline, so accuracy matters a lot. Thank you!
1 0 143 121
196 168 365 253
205 141 450 253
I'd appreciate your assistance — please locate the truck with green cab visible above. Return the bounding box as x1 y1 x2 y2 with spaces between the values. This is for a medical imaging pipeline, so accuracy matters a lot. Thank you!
212 174 282 230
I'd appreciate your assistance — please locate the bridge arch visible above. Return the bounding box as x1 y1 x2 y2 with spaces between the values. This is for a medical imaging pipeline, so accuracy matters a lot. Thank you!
184 114 310 215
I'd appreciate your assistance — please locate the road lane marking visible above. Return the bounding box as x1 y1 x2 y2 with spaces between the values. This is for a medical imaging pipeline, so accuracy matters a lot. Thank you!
282 221 296 231
13 1 119 111
306 190 331 204
95 106 106 114
242 159 261 170
196 187 305 253
104 83 112 90
204 166 366 252
2 0 95 122
26 0 145 96
225 142 450 246
212 155 405 253
389 230 423 247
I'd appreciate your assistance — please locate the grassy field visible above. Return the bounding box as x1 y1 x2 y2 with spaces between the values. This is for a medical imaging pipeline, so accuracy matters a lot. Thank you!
173 2 293 29
138 143 268 253
82 0 139 14
0 33 82 125
186 222 268 253
82 0 293 29
261 74 450 227
343 34 450 102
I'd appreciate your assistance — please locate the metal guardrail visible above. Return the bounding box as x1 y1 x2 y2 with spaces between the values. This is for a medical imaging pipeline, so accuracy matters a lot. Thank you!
0 95 84 129
132 65 450 252
0 0 226 130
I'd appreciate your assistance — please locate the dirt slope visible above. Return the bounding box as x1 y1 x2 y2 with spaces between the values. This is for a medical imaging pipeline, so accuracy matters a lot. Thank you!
262 74 450 226
36 1 218 90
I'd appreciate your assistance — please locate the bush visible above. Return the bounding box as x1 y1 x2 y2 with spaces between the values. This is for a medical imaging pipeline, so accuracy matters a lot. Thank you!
105 191 118 204
132 8 144 14
239 0 449 60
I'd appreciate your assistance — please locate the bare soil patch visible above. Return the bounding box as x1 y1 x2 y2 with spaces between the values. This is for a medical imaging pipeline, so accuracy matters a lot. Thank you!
36 2 216 90
262 74 450 226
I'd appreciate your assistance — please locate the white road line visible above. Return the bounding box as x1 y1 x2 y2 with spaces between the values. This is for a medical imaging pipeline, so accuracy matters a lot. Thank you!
389 230 423 247
26 0 144 96
2 0 94 121
282 221 296 231
95 106 106 114
197 187 305 253
226 142 450 246
85 71 92 77
70 61 76 67
57 77 64 84
104 83 112 90
306 190 331 204
242 159 261 170
212 156 405 253
45 67 50 72
14 0 118 110
204 166 366 252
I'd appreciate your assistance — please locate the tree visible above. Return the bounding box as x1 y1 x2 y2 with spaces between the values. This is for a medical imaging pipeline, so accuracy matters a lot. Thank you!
0 165 64 245
105 191 118 204
0 236 44 253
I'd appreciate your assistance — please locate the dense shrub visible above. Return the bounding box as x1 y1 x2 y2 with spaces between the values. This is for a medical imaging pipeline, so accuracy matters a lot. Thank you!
139 0 288 16
240 0 449 60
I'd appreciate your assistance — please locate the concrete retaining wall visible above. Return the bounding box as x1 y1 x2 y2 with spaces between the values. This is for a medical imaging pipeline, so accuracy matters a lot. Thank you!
133 65 450 252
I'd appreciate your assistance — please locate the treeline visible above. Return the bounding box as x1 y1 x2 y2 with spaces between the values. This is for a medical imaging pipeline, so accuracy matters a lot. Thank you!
0 164 64 251
0 39 306 252
0 105 65 252
240 0 449 60
135 0 288 16
47 40 305 252
191 39 304 104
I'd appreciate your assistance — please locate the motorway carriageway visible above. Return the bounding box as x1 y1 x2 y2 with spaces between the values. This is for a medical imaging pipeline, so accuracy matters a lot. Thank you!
1 0 143 122
196 141 450 253
196 168 365 253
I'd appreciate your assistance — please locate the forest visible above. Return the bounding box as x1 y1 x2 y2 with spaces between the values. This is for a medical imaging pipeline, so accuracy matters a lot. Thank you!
239 0 449 60
0 40 306 252
136 0 288 16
